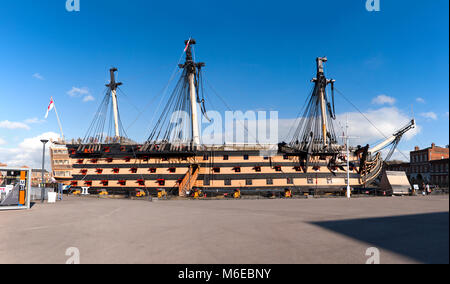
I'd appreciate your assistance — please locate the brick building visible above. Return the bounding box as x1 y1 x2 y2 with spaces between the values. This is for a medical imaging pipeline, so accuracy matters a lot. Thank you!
429 158 449 186
385 161 411 175
30 169 53 187
385 143 449 187
409 143 449 184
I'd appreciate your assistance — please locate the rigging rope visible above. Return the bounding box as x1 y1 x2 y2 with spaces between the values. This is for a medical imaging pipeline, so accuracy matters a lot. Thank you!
334 87 410 161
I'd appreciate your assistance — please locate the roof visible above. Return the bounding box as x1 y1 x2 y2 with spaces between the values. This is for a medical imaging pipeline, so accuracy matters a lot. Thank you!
380 171 411 194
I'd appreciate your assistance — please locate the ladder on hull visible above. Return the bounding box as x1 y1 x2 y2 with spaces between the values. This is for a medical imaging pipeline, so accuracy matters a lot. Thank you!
179 164 200 197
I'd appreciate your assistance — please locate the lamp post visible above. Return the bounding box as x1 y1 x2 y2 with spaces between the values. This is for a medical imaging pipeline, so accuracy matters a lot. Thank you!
40 139 49 203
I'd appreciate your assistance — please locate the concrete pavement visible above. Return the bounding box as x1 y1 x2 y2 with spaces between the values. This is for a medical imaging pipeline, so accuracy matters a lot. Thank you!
0 195 448 264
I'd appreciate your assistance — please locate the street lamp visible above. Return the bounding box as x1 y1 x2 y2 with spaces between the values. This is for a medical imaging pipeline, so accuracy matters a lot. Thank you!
40 139 49 203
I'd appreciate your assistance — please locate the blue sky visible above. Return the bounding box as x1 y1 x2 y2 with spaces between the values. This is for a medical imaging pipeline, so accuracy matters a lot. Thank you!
0 0 448 167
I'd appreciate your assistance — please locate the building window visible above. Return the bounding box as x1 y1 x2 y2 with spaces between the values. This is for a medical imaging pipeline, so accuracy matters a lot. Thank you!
203 154 209 161
243 155 249 160
112 168 120 174
327 177 333 184
157 179 165 186
101 180 109 186
225 179 232 186
96 169 103 174
213 167 220 173
266 178 273 185
246 179 253 186
233 167 241 173
149 168 157 173
263 157 269 160
223 155 229 161
307 178 314 184
283 155 289 160
204 178 210 186
168 167 176 173
130 168 138 173
137 179 145 186
254 166 261 172
275 166 282 172
287 178 294 184
118 180 126 186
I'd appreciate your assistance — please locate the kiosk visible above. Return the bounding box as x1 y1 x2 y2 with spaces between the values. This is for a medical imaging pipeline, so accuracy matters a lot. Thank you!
0 168 32 211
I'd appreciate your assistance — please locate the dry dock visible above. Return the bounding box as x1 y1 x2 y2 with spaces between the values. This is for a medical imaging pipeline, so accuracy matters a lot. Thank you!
0 196 448 264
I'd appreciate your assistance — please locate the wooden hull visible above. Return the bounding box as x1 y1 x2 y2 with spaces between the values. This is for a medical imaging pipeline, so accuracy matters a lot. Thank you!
51 143 384 196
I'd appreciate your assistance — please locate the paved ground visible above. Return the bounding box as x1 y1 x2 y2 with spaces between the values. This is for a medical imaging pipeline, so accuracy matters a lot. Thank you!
0 195 448 264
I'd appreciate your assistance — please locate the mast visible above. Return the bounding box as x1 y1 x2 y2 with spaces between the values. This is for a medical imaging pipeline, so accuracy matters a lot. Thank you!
287 57 337 154
179 39 204 146
315 57 329 146
106 68 122 140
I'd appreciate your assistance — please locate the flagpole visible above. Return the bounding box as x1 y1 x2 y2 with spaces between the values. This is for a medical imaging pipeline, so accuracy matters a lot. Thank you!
52 97 65 142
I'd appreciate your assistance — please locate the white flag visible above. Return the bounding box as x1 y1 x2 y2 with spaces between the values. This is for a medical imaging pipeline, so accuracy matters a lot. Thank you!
45 97 55 119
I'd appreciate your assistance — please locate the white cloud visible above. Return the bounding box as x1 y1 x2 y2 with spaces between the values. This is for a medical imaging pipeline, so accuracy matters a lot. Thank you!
371 95 396 106
68 87 89 97
420 112 438 120
0 138 6 145
82 95 95 102
67 87 94 102
416 97 426 104
32 73 44 80
0 132 60 169
0 120 30 130
24 118 45 124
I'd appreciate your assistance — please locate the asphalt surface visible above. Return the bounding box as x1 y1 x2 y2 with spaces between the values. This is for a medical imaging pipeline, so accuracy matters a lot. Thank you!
0 195 448 264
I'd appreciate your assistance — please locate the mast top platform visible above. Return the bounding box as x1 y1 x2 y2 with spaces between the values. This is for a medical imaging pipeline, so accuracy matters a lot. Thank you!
106 67 122 90
185 39 197 45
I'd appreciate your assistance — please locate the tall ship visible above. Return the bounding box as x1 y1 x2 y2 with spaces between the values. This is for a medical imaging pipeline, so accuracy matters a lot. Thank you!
51 39 415 197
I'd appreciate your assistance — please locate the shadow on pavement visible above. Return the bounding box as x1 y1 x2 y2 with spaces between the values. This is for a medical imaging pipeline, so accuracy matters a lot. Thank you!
311 212 449 264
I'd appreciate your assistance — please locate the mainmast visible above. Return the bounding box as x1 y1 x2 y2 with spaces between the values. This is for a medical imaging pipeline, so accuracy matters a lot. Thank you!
106 68 122 139
179 39 205 146
312 57 334 147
